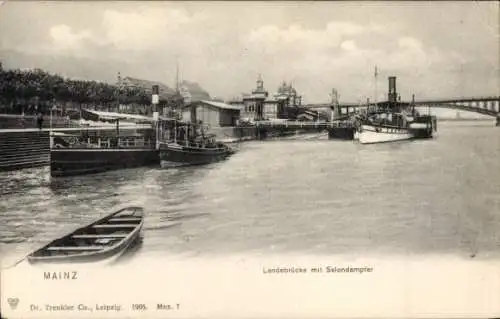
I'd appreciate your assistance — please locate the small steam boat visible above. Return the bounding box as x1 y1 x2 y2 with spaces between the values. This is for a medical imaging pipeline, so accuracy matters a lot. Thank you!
157 118 235 168
358 111 436 144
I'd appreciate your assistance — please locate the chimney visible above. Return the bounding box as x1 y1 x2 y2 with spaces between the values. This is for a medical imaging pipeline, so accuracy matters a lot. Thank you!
151 85 159 113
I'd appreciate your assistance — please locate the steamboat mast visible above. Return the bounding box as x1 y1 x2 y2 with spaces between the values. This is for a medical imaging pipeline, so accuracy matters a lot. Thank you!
374 65 378 112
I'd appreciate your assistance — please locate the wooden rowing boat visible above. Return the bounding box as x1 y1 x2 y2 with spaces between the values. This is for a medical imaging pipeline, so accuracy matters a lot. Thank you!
27 206 144 264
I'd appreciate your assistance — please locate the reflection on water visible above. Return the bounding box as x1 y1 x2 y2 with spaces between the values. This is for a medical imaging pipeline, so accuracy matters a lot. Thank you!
1 122 500 268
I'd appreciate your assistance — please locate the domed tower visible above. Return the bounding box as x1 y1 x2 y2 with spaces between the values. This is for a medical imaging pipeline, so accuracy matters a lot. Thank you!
243 74 269 121
277 81 286 94
252 74 267 96
256 74 264 91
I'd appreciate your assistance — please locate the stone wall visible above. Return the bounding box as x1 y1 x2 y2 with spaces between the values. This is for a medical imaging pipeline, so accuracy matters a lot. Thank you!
0 130 50 171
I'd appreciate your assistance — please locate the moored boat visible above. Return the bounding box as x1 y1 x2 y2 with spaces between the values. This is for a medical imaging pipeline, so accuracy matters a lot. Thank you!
327 126 356 140
357 74 437 144
357 111 435 144
157 118 235 168
358 123 414 144
50 110 159 177
27 206 144 264
159 138 235 168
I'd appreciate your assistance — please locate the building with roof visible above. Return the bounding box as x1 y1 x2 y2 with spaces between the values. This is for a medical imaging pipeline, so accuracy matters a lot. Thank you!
120 75 212 106
228 75 303 121
182 100 240 128
120 76 176 99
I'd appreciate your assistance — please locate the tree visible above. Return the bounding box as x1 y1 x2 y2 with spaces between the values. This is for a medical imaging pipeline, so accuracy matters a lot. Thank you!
0 66 181 115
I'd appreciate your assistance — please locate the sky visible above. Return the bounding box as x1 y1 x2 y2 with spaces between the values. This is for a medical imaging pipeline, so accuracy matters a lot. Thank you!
0 1 498 104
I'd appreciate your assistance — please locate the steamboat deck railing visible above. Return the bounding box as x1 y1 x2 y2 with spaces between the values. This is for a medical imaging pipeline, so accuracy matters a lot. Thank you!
51 135 156 150
253 120 355 129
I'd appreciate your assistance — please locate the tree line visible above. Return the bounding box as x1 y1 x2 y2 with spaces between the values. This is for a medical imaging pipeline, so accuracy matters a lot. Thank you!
0 65 183 115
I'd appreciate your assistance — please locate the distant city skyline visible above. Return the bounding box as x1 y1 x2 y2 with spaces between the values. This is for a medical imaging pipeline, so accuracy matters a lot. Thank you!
0 1 498 104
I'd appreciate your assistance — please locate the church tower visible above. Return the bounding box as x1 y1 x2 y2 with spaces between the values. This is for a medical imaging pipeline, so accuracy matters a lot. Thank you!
256 74 264 91
252 74 267 96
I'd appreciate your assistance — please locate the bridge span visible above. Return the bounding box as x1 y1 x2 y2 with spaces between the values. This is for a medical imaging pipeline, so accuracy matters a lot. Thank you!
305 96 500 119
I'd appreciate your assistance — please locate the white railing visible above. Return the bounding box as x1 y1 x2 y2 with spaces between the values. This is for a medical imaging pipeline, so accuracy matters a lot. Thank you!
53 136 155 149
254 120 353 128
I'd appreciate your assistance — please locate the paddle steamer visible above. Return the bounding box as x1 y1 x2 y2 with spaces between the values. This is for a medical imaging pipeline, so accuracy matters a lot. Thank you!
356 75 437 144
357 109 436 144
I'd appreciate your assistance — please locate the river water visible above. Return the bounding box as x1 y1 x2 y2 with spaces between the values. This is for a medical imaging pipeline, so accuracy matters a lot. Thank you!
1 121 499 267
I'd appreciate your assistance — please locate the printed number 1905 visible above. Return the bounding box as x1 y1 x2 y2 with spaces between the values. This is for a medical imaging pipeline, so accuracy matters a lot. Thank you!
132 304 148 311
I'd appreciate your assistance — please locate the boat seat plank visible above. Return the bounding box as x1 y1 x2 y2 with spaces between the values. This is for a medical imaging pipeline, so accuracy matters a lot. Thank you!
72 234 128 239
46 246 106 251
108 218 142 222
93 224 137 228
113 214 137 218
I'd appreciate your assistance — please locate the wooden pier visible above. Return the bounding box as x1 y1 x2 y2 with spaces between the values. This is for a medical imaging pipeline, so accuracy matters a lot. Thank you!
252 120 356 140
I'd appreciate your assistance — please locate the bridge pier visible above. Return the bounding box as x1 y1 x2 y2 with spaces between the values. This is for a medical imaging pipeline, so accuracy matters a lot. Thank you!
256 127 268 140
496 113 500 126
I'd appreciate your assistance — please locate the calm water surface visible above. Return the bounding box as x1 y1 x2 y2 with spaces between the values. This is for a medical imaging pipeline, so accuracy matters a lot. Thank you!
1 121 499 266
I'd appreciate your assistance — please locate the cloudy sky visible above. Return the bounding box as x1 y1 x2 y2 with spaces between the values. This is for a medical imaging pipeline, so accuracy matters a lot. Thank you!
0 1 498 104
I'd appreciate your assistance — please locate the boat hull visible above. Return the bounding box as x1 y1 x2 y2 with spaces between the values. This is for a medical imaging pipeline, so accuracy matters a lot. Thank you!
327 127 356 140
27 207 144 264
27 232 142 264
408 123 434 138
358 125 414 144
353 131 360 141
159 143 233 168
50 149 159 177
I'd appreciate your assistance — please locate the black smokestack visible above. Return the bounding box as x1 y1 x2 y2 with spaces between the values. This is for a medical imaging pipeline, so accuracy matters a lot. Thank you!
152 85 159 95
388 76 397 103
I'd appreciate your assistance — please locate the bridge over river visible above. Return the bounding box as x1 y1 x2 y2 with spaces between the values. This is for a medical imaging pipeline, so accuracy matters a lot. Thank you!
305 96 500 126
